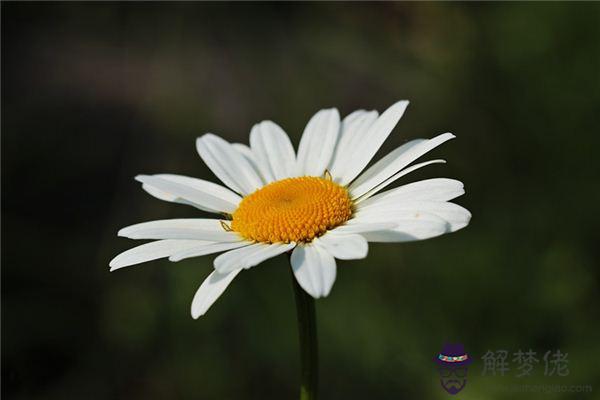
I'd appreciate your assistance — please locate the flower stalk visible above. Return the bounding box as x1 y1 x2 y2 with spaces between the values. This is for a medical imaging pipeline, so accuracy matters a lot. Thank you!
290 266 318 400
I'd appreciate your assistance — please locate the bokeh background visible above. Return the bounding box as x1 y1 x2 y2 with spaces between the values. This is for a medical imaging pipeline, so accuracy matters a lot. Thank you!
3 2 599 399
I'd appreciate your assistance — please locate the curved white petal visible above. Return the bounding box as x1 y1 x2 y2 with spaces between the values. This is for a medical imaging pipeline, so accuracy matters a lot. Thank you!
352 207 447 225
109 239 206 271
349 132 455 198
356 201 471 232
137 174 241 214
360 220 449 242
169 241 252 262
238 135 273 183
339 109 367 127
232 143 268 185
333 100 409 185
349 139 425 194
214 242 295 273
196 133 263 195
353 159 446 202
118 219 242 242
231 143 256 162
191 269 242 319
296 108 340 177
250 121 296 182
316 232 368 260
329 110 379 183
214 244 264 273
355 211 450 242
291 243 337 298
240 242 296 270
333 222 397 234
358 178 465 208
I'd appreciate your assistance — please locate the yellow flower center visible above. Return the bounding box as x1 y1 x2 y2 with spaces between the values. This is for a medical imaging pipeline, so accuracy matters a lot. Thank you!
231 176 353 243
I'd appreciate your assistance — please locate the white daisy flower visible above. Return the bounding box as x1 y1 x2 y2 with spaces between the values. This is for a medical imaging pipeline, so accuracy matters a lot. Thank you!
110 100 471 318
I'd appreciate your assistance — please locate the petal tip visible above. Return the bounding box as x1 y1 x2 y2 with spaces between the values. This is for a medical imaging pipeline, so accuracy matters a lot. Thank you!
108 261 121 272
134 174 149 183
196 133 215 146
191 309 203 319
116 228 129 237
389 99 409 113
318 107 340 118
357 247 369 259
259 120 276 128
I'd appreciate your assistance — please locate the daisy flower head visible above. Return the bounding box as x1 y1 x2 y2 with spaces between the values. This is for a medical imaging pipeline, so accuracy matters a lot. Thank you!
110 100 471 318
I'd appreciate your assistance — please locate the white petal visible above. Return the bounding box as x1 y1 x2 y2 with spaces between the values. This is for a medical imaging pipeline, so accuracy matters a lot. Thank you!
214 244 264 273
296 108 340 177
328 110 379 183
352 207 447 225
191 269 242 318
353 159 446 202
239 242 296 270
316 232 368 260
349 139 424 194
355 211 450 243
340 109 367 126
291 244 337 298
250 121 296 182
232 143 268 185
333 222 397 234
358 178 465 208
196 133 263 195
109 239 205 271
169 241 252 262
118 219 242 242
333 100 409 185
349 132 455 198
214 242 295 273
232 143 256 162
356 201 471 232
137 174 241 214
360 220 449 242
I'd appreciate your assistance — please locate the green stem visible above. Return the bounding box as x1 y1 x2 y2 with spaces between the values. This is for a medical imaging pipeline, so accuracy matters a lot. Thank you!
290 267 318 400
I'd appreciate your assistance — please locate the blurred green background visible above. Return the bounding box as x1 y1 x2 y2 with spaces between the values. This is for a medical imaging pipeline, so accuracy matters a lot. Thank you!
2 2 599 399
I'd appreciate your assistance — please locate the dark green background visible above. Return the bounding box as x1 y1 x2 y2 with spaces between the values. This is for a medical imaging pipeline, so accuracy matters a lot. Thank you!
2 2 599 399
